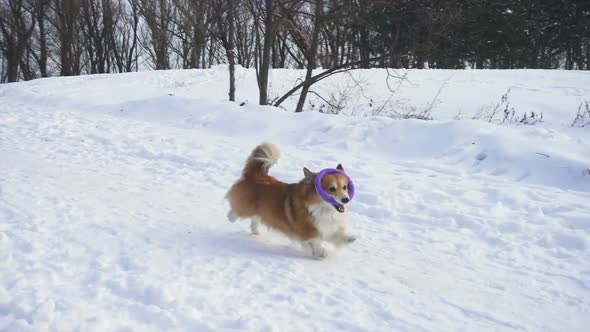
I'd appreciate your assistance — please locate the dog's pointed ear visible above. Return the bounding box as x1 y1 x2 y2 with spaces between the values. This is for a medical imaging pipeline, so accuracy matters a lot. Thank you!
336 164 344 171
303 167 315 178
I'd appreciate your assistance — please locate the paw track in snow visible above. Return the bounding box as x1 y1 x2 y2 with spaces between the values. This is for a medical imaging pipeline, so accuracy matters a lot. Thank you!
475 152 488 161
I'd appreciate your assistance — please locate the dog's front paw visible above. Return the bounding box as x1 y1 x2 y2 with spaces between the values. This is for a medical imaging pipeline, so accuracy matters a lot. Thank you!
329 233 357 246
312 247 328 260
346 235 357 243
307 241 328 259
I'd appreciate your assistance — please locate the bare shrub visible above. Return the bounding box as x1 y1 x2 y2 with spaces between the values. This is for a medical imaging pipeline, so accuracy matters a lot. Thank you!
309 88 351 115
473 88 511 122
474 88 543 125
571 101 590 127
502 110 544 125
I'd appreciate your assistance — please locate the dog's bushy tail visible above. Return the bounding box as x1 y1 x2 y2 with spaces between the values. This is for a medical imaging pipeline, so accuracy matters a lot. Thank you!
242 142 280 177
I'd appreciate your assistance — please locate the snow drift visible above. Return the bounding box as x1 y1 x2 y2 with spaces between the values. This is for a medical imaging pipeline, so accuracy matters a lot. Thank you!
0 68 589 331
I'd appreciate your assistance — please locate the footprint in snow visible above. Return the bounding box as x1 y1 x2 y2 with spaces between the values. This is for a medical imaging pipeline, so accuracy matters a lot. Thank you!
550 233 587 251
475 151 487 161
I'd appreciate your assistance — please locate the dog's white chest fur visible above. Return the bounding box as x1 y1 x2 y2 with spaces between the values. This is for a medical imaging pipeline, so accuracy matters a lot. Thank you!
308 201 348 239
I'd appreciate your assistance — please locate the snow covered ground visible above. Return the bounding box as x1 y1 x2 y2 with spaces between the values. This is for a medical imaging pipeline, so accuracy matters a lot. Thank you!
1 68 589 331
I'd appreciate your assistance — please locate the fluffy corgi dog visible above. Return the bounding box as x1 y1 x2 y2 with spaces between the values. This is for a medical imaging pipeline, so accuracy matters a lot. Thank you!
225 142 356 259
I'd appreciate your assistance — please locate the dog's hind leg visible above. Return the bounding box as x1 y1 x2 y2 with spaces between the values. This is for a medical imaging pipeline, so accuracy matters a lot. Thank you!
250 216 261 235
227 210 239 223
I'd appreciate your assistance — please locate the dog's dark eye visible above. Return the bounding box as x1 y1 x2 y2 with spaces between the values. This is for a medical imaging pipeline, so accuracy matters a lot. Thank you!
329 187 336 192
343 185 347 190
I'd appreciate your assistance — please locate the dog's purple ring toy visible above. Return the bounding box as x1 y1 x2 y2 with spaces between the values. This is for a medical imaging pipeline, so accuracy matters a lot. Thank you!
314 168 355 213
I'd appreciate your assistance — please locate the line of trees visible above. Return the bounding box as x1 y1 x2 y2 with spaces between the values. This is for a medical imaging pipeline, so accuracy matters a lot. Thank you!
1 1 589 93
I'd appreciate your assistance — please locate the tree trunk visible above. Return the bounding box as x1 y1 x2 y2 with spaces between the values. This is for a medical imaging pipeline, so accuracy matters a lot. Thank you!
37 1 49 77
127 0 139 72
357 0 370 68
258 0 275 105
0 0 37 82
294 65 313 113
6 48 19 82
294 0 322 113
56 0 79 76
227 0 236 101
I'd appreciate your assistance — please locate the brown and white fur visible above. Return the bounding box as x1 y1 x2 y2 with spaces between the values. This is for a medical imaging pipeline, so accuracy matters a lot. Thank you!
225 142 356 259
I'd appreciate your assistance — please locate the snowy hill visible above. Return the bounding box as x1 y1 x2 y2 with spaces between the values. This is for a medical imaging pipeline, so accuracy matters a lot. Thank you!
1 68 589 331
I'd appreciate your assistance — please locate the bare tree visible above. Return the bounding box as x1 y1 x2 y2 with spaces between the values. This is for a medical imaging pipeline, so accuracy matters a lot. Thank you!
172 0 209 69
138 0 173 70
50 0 82 76
79 0 116 73
234 0 255 67
226 0 236 100
286 0 323 112
2 0 587 85
111 0 139 72
248 0 275 105
0 54 6 82
0 0 37 82
273 53 391 108
28 0 50 77
212 0 237 100
248 0 305 105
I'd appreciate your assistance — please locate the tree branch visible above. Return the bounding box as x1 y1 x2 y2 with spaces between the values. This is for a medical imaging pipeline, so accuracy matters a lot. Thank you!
273 53 391 107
